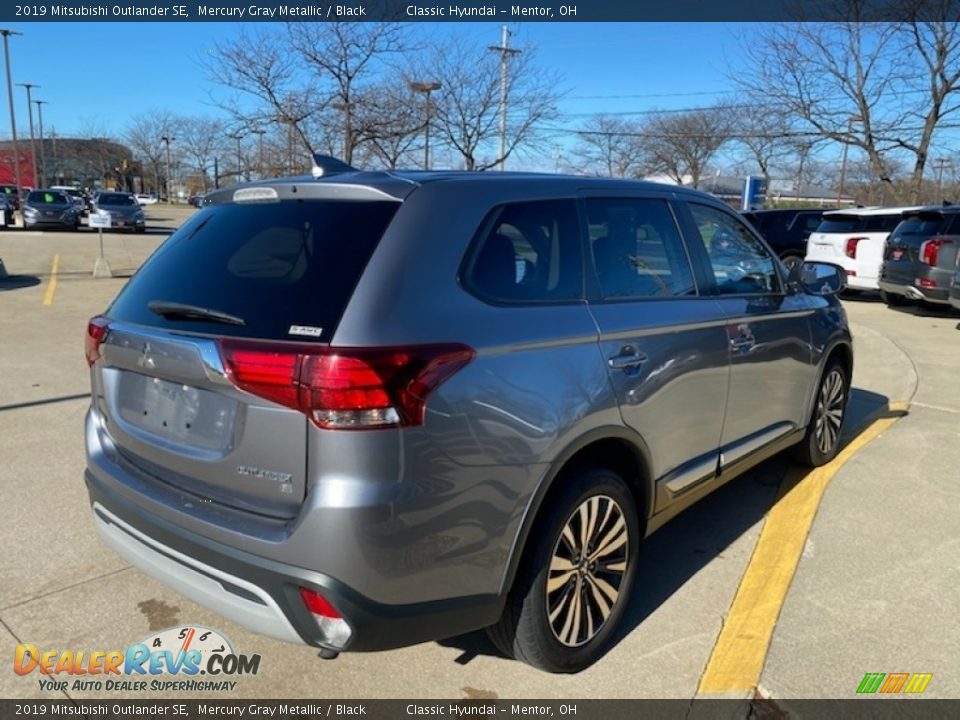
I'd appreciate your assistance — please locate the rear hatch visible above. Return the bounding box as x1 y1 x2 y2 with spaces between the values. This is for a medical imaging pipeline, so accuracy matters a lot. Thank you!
808 212 903 266
89 194 400 519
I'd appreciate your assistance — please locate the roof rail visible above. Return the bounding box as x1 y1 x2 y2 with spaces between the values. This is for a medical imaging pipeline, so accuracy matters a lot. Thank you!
311 155 358 178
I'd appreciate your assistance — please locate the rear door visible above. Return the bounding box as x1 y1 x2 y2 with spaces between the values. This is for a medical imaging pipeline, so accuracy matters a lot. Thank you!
93 198 400 519
584 195 730 510
677 201 816 470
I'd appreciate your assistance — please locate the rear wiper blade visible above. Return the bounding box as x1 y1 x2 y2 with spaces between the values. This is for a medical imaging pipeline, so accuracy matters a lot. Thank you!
147 300 246 326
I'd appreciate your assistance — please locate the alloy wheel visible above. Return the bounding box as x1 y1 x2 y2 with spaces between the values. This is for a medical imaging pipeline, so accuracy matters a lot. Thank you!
546 495 628 647
815 368 845 455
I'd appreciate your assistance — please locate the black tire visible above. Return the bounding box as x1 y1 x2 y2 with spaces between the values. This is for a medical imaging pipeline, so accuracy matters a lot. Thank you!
486 467 641 673
880 289 908 307
135 226 146 234
792 359 849 467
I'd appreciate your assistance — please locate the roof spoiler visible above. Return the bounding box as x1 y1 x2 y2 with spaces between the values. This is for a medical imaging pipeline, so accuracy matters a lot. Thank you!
311 155 358 178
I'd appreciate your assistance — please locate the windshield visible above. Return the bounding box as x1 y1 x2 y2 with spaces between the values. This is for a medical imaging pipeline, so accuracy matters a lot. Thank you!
107 199 399 342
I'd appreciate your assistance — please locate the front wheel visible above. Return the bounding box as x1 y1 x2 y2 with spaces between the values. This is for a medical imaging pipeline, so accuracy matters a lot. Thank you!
487 467 641 673
792 359 849 467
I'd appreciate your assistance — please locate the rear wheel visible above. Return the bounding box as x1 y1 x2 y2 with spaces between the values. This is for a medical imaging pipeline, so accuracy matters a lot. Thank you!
880 289 908 307
487 467 640 673
792 359 848 467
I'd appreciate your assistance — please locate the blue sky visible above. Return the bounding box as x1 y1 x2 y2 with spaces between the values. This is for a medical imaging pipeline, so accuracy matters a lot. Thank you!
2 23 739 154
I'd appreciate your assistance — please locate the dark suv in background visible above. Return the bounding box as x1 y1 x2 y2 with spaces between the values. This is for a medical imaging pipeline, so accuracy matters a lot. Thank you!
85 164 852 673
879 205 960 307
742 208 825 271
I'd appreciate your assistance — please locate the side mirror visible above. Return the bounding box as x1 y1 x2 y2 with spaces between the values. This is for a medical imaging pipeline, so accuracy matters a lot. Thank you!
793 261 846 296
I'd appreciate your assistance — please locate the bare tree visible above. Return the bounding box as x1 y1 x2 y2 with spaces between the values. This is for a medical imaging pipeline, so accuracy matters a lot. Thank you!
126 110 180 196
424 38 562 171
729 104 797 191
202 27 319 158
179 116 226 192
735 2 960 203
572 115 646 177
354 83 424 169
287 23 408 164
640 107 734 188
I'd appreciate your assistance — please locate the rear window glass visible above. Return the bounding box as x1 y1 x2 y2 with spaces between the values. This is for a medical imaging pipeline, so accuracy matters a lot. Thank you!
108 200 398 342
891 215 950 239
815 213 902 234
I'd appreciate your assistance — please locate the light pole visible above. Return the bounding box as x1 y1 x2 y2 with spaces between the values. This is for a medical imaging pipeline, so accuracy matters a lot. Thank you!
0 29 23 194
34 99 46 188
933 158 950 203
229 133 244 183
17 83 38 187
409 81 441 171
488 26 520 171
837 115 862 205
160 135 174 202
252 128 266 178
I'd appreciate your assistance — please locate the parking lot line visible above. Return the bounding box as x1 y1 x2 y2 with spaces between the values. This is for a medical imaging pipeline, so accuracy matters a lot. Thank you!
696 401 909 695
42 254 60 306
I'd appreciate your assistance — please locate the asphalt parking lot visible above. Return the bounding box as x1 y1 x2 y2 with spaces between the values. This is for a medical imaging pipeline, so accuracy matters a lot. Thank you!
1 210 958 703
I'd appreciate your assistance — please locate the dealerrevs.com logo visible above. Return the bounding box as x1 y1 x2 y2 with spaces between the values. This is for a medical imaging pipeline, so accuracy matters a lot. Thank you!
14 626 262 693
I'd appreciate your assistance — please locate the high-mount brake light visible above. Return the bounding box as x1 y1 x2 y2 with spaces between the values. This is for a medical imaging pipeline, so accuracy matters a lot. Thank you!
219 341 474 430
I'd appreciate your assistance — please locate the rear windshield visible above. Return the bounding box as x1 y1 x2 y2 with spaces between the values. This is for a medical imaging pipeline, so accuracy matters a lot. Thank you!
98 193 136 206
816 213 903 234
108 199 399 342
890 213 957 241
27 191 69 204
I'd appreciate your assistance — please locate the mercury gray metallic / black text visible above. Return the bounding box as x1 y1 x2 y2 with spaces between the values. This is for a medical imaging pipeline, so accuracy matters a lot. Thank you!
84 163 853 672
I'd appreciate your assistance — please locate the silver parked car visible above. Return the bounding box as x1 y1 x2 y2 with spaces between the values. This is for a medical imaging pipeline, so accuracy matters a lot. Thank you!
92 191 146 233
84 164 853 673
22 189 82 230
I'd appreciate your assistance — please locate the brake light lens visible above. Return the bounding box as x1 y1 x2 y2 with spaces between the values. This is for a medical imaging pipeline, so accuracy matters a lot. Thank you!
219 341 474 430
298 587 351 648
920 237 952 266
845 236 866 259
85 316 111 367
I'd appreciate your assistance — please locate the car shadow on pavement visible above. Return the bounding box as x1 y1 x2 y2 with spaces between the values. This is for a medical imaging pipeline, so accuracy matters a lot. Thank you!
438 386 892 667
0 274 41 291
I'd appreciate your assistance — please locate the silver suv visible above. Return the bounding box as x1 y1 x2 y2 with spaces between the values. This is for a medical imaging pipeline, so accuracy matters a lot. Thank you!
84 165 852 673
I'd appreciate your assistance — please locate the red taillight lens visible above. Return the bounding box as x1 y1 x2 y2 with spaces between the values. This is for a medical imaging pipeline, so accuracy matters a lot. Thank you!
85 316 110 367
219 341 474 430
920 237 952 266
845 236 866 259
298 587 341 619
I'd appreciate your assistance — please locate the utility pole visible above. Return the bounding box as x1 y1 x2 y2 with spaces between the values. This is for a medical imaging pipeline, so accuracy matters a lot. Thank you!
933 158 950 203
35 100 46 187
17 83 38 187
837 115 862 205
252 128 266 178
1 29 23 194
161 135 174 202
229 133 244 183
488 26 520 172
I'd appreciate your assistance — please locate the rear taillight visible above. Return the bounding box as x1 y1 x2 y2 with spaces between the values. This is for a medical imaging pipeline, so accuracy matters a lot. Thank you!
219 341 474 430
844 236 867 259
85 316 110 367
920 237 952 266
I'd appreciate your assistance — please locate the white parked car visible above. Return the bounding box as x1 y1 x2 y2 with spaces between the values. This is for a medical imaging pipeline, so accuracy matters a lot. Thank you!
135 193 158 206
804 206 923 291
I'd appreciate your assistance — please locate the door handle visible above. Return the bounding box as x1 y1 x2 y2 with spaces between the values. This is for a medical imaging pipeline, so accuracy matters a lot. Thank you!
608 347 648 370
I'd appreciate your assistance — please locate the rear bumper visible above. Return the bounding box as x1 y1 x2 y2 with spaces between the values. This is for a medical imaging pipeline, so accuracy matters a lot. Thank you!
879 266 952 304
86 469 504 652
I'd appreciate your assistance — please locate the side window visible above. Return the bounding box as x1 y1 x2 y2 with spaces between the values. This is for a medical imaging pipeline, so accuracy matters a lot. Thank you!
688 203 781 296
587 198 696 299
463 199 582 304
801 214 823 232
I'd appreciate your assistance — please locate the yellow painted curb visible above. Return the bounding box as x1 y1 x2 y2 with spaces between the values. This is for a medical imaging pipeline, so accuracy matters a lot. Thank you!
697 401 909 694
42 254 60 306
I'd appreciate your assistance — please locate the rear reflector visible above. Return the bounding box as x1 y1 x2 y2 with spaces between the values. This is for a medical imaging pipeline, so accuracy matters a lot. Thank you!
85 316 111 367
219 340 474 430
845 237 867 259
298 587 341 619
918 278 937 288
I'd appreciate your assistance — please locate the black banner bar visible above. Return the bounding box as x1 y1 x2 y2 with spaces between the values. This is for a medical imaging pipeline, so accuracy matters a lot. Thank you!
0 699 957 720
2 0 956 24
